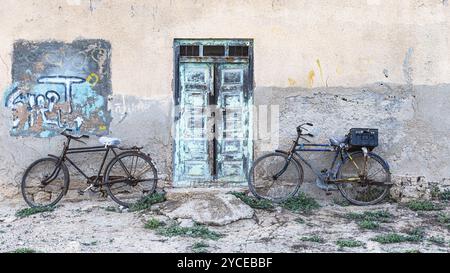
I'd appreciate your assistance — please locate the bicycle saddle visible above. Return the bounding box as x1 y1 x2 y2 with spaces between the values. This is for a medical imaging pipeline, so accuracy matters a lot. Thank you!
329 136 347 146
99 136 121 146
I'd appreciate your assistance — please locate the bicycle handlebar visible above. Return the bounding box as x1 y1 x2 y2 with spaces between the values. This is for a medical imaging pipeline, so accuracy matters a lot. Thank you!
296 122 314 136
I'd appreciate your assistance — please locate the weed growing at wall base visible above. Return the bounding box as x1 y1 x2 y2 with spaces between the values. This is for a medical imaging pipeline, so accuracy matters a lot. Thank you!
229 192 275 210
144 218 165 230
128 192 166 212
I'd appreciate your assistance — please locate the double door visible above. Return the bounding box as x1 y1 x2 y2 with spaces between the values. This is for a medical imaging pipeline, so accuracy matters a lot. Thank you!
174 60 252 186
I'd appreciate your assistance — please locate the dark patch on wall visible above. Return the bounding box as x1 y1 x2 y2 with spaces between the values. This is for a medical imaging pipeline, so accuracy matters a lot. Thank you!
4 39 112 137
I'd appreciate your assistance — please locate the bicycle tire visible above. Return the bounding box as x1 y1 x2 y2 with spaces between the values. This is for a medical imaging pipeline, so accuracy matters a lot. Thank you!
336 151 391 206
21 157 69 208
104 151 158 207
248 151 303 203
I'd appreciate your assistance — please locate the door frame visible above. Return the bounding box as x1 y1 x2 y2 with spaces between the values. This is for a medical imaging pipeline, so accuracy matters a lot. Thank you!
172 39 254 187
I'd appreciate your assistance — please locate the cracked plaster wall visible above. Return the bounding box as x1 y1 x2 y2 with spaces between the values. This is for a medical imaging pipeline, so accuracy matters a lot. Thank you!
0 0 449 200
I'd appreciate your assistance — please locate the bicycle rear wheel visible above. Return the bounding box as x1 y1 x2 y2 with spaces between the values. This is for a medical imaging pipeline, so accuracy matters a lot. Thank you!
248 152 303 203
104 151 158 207
336 151 391 206
21 157 69 207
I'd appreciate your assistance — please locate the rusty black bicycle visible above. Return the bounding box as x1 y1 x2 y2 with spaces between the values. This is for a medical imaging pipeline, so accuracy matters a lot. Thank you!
248 123 392 206
21 129 158 208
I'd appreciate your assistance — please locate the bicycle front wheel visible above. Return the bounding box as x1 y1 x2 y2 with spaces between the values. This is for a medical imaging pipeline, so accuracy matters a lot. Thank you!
104 152 158 207
248 152 303 203
336 151 391 206
21 157 69 208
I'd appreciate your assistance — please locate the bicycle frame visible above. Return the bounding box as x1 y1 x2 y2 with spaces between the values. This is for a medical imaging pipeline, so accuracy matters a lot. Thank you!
47 137 135 187
294 143 341 181
291 143 369 184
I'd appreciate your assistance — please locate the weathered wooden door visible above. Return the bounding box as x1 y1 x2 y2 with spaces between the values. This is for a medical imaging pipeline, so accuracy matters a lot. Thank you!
174 40 253 186
175 63 214 184
215 63 251 183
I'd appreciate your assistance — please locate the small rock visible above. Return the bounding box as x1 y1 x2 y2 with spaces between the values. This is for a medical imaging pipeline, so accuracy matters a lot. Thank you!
178 218 195 228
80 204 99 212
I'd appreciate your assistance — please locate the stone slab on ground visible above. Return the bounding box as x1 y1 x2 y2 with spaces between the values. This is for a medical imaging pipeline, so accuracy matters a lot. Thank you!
162 192 254 226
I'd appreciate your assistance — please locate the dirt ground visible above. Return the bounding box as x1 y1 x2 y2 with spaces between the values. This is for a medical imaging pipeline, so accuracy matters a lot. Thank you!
0 188 449 253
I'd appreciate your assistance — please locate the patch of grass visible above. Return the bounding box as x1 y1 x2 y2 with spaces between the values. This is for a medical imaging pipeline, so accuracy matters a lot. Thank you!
156 223 222 240
281 192 320 214
15 206 55 218
406 200 442 211
439 189 450 201
300 235 325 243
428 236 446 246
11 248 37 253
404 249 421 253
371 232 423 244
229 192 274 210
358 219 380 230
191 241 209 253
144 218 165 230
336 239 365 248
430 185 441 199
128 192 166 212
346 210 393 222
434 213 450 230
346 210 392 230
405 227 426 242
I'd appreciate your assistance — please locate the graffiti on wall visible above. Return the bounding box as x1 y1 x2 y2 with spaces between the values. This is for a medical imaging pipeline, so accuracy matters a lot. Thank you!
3 39 112 137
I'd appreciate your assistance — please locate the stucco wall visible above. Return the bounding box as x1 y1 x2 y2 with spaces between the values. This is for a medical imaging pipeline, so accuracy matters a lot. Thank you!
1 0 449 201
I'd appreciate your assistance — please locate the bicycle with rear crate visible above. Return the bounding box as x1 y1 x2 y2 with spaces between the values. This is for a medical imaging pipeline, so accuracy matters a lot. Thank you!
248 123 392 206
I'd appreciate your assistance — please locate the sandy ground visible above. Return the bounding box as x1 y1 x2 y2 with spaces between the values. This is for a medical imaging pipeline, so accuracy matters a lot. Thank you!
0 190 449 253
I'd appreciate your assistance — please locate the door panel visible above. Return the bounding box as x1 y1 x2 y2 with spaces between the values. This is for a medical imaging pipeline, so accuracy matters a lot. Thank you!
174 63 213 185
215 63 251 183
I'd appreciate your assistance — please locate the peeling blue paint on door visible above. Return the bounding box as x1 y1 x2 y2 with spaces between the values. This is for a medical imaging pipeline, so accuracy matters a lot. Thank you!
216 63 252 183
175 63 213 184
